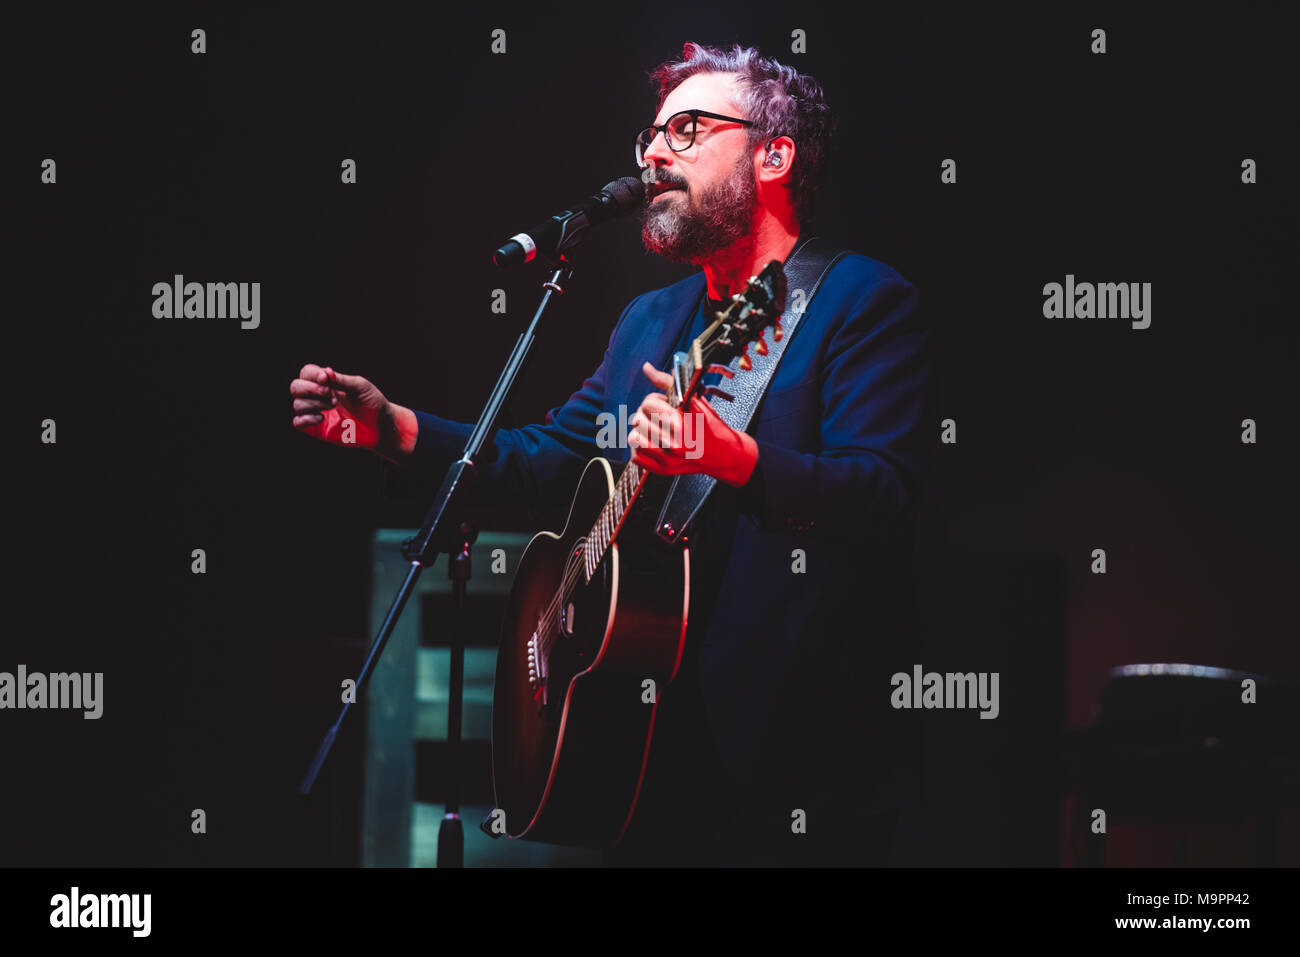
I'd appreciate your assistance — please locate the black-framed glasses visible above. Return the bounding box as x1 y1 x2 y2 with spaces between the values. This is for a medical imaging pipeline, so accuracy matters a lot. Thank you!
635 109 754 168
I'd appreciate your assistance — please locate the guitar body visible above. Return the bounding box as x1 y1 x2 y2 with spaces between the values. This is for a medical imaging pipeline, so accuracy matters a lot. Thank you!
490 456 690 847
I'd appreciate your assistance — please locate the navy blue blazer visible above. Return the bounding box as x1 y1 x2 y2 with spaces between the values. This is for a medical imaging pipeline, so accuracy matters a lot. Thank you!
408 248 935 819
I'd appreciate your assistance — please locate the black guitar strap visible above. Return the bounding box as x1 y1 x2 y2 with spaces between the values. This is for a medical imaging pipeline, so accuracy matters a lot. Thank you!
654 235 850 544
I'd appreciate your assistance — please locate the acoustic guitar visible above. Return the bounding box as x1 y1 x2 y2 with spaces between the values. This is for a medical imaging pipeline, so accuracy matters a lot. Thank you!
489 261 786 847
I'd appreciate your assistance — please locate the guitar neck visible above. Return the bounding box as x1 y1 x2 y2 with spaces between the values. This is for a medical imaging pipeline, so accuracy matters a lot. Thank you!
581 460 647 582
581 329 725 581
579 264 784 584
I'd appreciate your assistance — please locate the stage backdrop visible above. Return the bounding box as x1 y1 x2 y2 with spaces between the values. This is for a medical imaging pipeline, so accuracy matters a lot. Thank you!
8 1 1297 865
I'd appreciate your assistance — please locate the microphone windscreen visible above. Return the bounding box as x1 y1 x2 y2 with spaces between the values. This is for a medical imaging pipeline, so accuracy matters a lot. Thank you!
601 175 649 216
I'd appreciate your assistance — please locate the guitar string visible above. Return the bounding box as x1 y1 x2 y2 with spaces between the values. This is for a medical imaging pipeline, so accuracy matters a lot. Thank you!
538 461 646 656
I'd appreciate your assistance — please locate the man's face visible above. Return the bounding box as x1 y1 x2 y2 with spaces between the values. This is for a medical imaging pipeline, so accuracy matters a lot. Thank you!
639 72 758 265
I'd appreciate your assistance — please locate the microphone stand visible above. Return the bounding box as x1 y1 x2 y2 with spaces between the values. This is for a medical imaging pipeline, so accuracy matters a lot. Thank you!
299 251 578 869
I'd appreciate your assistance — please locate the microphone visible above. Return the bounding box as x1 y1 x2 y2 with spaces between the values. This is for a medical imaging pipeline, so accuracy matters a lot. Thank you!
493 175 647 268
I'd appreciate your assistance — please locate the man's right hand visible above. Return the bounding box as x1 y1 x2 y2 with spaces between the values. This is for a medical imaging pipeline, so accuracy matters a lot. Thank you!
290 363 417 463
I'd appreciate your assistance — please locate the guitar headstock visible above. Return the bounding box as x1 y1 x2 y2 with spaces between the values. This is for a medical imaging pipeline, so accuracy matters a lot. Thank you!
696 259 787 373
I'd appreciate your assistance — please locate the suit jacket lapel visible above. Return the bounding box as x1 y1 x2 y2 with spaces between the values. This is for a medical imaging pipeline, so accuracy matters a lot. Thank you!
610 272 706 417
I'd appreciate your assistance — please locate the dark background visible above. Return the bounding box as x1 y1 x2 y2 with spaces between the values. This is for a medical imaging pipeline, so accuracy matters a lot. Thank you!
8 2 1297 866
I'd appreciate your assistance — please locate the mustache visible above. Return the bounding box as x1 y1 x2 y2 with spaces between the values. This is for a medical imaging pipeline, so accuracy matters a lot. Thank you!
642 168 688 191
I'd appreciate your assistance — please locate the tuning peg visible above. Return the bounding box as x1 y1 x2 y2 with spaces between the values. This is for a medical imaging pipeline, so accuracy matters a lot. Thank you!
738 348 752 372
772 318 783 342
706 363 735 379
755 335 768 356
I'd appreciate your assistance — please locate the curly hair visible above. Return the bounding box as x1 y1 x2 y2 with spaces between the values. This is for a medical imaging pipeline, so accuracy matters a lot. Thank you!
649 42 834 229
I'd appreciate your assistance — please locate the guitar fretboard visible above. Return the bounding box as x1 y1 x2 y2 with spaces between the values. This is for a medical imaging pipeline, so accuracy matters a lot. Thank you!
579 302 747 582
582 459 649 582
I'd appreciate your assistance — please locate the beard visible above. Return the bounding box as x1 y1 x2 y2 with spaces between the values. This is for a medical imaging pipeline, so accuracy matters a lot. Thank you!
640 151 756 265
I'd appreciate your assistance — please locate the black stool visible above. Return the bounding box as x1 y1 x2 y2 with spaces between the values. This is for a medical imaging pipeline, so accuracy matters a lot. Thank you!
1067 664 1300 866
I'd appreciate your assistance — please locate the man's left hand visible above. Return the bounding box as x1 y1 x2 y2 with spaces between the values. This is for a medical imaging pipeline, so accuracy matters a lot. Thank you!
628 361 759 487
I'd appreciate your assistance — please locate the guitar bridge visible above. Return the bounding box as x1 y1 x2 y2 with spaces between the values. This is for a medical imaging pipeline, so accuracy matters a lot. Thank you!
527 624 548 708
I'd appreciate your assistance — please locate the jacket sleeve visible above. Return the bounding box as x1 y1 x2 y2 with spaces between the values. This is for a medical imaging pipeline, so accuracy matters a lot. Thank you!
403 294 642 509
736 275 934 545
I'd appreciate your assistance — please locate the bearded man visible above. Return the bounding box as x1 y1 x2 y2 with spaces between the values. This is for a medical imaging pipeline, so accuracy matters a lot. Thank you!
290 42 935 866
